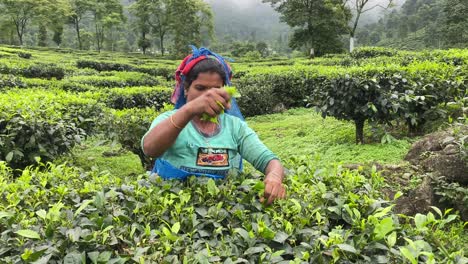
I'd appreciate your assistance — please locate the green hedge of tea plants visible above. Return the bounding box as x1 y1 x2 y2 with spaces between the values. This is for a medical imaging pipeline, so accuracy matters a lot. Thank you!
0 159 466 263
236 60 467 143
0 89 105 169
98 86 172 110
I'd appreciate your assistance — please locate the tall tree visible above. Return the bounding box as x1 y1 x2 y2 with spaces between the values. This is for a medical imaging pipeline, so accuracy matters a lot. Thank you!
35 0 71 47
90 0 124 52
129 0 152 54
341 0 394 52
149 0 172 56
68 0 93 50
443 0 468 48
49 0 72 47
0 0 42 45
170 0 214 57
263 0 350 55
339 0 393 52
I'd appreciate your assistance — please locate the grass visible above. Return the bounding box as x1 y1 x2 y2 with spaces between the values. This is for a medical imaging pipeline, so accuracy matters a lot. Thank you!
56 137 145 178
247 108 413 166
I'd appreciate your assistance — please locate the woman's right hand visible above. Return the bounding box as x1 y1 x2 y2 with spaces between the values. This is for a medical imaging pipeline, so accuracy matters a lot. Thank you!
185 89 231 117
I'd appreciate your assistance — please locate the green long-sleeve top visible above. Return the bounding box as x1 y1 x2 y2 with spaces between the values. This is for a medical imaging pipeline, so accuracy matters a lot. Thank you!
141 110 278 176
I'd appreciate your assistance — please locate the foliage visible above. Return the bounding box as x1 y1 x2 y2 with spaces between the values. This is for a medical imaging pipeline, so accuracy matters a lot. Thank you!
101 107 161 170
170 0 214 57
263 0 350 55
99 86 172 110
235 53 467 143
0 158 466 263
67 71 161 87
358 0 468 50
0 89 104 169
351 47 398 59
0 62 66 79
0 75 26 89
231 41 256 57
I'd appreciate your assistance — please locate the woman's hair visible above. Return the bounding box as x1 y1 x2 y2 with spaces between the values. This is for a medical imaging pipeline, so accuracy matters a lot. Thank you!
183 58 227 90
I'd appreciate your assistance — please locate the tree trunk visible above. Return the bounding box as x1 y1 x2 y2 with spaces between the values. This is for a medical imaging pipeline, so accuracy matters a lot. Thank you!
160 33 165 56
407 120 425 136
75 19 82 50
14 22 23 46
355 119 365 144
142 31 146 54
95 21 101 53
349 37 355 53
38 23 47 47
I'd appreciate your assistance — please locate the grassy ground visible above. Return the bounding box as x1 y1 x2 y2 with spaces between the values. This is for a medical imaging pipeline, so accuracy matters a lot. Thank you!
57 139 145 177
248 108 413 165
62 108 414 177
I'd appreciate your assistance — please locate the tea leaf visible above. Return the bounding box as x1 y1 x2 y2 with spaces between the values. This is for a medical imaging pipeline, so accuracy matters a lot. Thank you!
15 229 41 239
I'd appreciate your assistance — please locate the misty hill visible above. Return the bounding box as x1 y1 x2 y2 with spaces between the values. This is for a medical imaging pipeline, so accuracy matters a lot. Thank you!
205 0 290 43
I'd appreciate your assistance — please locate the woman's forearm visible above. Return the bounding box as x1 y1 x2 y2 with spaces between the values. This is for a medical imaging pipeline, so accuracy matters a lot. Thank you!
264 159 285 183
142 105 194 157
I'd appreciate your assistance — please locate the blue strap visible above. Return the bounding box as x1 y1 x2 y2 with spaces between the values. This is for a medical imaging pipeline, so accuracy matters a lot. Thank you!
152 158 225 180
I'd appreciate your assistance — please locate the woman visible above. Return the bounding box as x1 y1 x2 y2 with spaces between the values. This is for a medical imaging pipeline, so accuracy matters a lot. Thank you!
142 46 286 204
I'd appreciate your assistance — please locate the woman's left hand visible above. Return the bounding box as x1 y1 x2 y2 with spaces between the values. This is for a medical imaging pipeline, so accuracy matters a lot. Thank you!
261 176 286 205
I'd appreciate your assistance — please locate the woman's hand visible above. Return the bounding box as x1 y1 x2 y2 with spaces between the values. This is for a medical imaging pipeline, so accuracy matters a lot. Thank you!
185 89 231 117
261 174 286 205
261 160 287 205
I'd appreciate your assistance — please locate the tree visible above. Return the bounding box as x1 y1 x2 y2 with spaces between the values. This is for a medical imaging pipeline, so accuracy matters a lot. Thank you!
68 0 93 50
231 41 255 57
0 0 42 45
149 0 170 55
130 0 152 54
49 0 72 47
443 0 468 48
130 0 173 55
90 0 124 52
339 0 394 52
263 0 350 56
34 0 71 47
170 0 214 57
256 41 269 57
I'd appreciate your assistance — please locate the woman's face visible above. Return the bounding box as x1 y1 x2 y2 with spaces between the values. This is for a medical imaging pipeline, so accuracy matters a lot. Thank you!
185 72 223 102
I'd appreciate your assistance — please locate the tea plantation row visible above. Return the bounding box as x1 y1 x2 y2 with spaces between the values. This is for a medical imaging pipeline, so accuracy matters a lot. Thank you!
0 46 467 263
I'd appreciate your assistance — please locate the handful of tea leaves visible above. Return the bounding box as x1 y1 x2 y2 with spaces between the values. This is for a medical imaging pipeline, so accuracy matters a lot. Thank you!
201 86 241 123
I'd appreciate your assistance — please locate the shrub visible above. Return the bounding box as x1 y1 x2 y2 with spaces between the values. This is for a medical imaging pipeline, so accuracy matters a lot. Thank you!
22 64 66 80
102 107 162 170
0 75 26 89
17 52 32 59
76 60 133 72
101 86 172 110
0 158 465 263
67 72 160 87
0 89 105 169
351 47 398 59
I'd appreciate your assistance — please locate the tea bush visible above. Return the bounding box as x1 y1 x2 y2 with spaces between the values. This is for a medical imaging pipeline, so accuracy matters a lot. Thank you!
99 86 172 110
0 160 466 263
102 107 160 170
67 72 160 87
0 89 105 169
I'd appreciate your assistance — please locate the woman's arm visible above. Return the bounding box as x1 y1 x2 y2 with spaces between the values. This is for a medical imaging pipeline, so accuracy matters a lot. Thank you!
237 123 286 204
142 106 194 157
143 89 231 158
262 159 286 205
